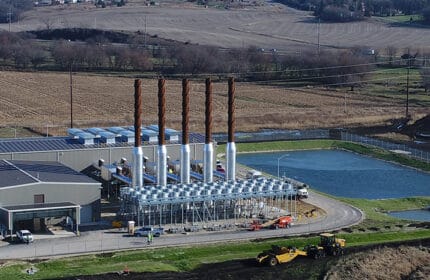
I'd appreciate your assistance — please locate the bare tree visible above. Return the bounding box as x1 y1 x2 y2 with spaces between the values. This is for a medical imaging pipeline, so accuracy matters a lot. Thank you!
128 50 153 71
11 44 32 68
29 48 47 68
420 68 430 93
41 17 55 30
386 46 397 66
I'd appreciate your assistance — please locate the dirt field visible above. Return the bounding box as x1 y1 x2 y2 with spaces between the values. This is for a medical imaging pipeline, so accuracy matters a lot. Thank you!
58 238 430 280
1 70 426 136
2 1 430 52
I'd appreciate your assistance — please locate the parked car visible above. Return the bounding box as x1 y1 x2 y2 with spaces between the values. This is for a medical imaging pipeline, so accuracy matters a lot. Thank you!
246 170 263 179
134 227 164 237
16 230 34 243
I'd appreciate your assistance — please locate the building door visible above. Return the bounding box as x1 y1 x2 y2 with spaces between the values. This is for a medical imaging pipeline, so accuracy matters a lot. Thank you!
34 194 45 204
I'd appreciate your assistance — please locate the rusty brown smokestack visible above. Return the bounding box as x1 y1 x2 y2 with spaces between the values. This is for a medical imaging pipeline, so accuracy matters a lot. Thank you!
204 78 213 183
181 79 191 184
228 77 235 143
205 78 212 144
134 79 142 147
158 79 166 146
133 79 143 188
226 77 236 181
157 78 167 186
182 79 190 145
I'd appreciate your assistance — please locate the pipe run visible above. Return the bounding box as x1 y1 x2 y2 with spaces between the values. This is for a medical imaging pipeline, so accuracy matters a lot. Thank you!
204 78 213 183
132 146 143 188
203 143 213 183
157 78 167 186
133 79 143 188
226 142 236 181
180 144 190 184
157 145 167 186
226 77 236 181
181 79 191 184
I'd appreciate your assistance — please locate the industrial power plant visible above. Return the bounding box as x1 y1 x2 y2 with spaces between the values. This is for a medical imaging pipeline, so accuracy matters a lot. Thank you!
0 77 299 237
116 77 297 228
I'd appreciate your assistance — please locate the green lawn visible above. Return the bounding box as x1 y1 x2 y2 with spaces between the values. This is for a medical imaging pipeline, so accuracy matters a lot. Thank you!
374 14 424 23
339 197 430 222
1 229 430 280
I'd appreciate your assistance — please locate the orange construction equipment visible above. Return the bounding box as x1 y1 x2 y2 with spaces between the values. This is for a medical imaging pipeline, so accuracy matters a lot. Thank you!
249 215 293 231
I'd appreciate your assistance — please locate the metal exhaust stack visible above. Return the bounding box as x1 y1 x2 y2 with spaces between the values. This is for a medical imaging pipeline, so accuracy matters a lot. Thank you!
157 79 167 187
180 79 191 184
132 79 143 188
226 77 236 181
204 78 214 183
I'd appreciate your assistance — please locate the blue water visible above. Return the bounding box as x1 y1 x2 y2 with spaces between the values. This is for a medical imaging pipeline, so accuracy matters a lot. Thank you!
388 209 430 222
237 150 430 199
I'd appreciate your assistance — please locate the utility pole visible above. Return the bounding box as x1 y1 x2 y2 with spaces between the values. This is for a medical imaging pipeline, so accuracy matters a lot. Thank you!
70 62 73 128
405 57 410 119
406 58 411 119
317 18 320 54
144 16 147 47
7 7 12 32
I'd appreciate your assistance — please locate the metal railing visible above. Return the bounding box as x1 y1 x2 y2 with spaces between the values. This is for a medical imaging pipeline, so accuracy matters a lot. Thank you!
213 129 330 143
341 132 430 164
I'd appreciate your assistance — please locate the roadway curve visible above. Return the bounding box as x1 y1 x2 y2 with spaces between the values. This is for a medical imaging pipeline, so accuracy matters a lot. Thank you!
0 190 363 260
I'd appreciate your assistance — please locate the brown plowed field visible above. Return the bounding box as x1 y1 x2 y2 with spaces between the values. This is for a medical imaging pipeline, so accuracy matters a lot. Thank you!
1 70 426 135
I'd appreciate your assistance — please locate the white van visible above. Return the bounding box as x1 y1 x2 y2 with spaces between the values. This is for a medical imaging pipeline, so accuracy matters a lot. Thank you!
246 170 263 179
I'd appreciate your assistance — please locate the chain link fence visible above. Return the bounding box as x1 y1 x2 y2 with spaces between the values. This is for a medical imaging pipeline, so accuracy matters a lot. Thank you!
341 131 430 164
213 129 331 143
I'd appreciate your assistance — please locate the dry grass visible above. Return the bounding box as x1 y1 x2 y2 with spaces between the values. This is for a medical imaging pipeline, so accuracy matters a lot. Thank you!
8 1 430 51
2 71 427 136
326 246 430 280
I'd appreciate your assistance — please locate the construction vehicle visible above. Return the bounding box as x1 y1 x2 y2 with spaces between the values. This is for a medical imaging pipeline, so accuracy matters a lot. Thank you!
249 215 293 231
318 233 345 256
256 233 345 266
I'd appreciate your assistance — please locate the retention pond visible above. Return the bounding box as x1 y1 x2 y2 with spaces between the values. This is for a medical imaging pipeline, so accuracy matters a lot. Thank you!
237 149 430 199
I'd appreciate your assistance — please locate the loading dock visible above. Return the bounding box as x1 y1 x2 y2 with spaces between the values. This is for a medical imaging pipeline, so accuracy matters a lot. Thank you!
0 202 80 238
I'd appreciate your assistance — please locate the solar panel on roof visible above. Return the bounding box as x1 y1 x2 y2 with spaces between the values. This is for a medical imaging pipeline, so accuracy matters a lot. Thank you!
86 127 107 137
107 127 125 135
147 125 159 132
0 131 204 153
68 128 85 139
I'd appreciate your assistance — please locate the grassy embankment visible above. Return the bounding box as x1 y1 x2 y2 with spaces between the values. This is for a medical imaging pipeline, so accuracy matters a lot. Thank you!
1 231 430 280
1 139 429 279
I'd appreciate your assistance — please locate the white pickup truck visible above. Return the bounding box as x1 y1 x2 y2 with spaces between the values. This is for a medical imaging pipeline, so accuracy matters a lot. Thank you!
16 229 34 243
296 186 309 198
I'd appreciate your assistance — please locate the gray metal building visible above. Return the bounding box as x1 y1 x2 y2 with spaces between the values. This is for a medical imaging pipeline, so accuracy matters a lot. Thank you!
0 160 101 237
0 133 205 172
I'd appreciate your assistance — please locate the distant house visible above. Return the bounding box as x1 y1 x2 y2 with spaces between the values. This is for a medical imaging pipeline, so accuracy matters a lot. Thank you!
35 0 53 6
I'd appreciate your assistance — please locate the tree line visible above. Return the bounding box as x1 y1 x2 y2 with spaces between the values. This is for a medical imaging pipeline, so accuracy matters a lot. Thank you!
277 0 430 22
1 29 429 91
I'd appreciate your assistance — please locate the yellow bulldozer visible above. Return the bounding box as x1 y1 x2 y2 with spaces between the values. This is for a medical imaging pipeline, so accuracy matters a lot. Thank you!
256 233 345 266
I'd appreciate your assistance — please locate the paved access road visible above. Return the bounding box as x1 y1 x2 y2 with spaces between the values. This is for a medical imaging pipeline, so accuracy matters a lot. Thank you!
0 191 362 260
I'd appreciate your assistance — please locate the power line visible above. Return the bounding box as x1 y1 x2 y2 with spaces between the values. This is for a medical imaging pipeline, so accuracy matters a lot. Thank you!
156 58 426 79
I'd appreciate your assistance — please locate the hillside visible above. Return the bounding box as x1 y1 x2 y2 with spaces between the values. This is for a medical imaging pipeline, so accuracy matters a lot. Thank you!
1 1 430 52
